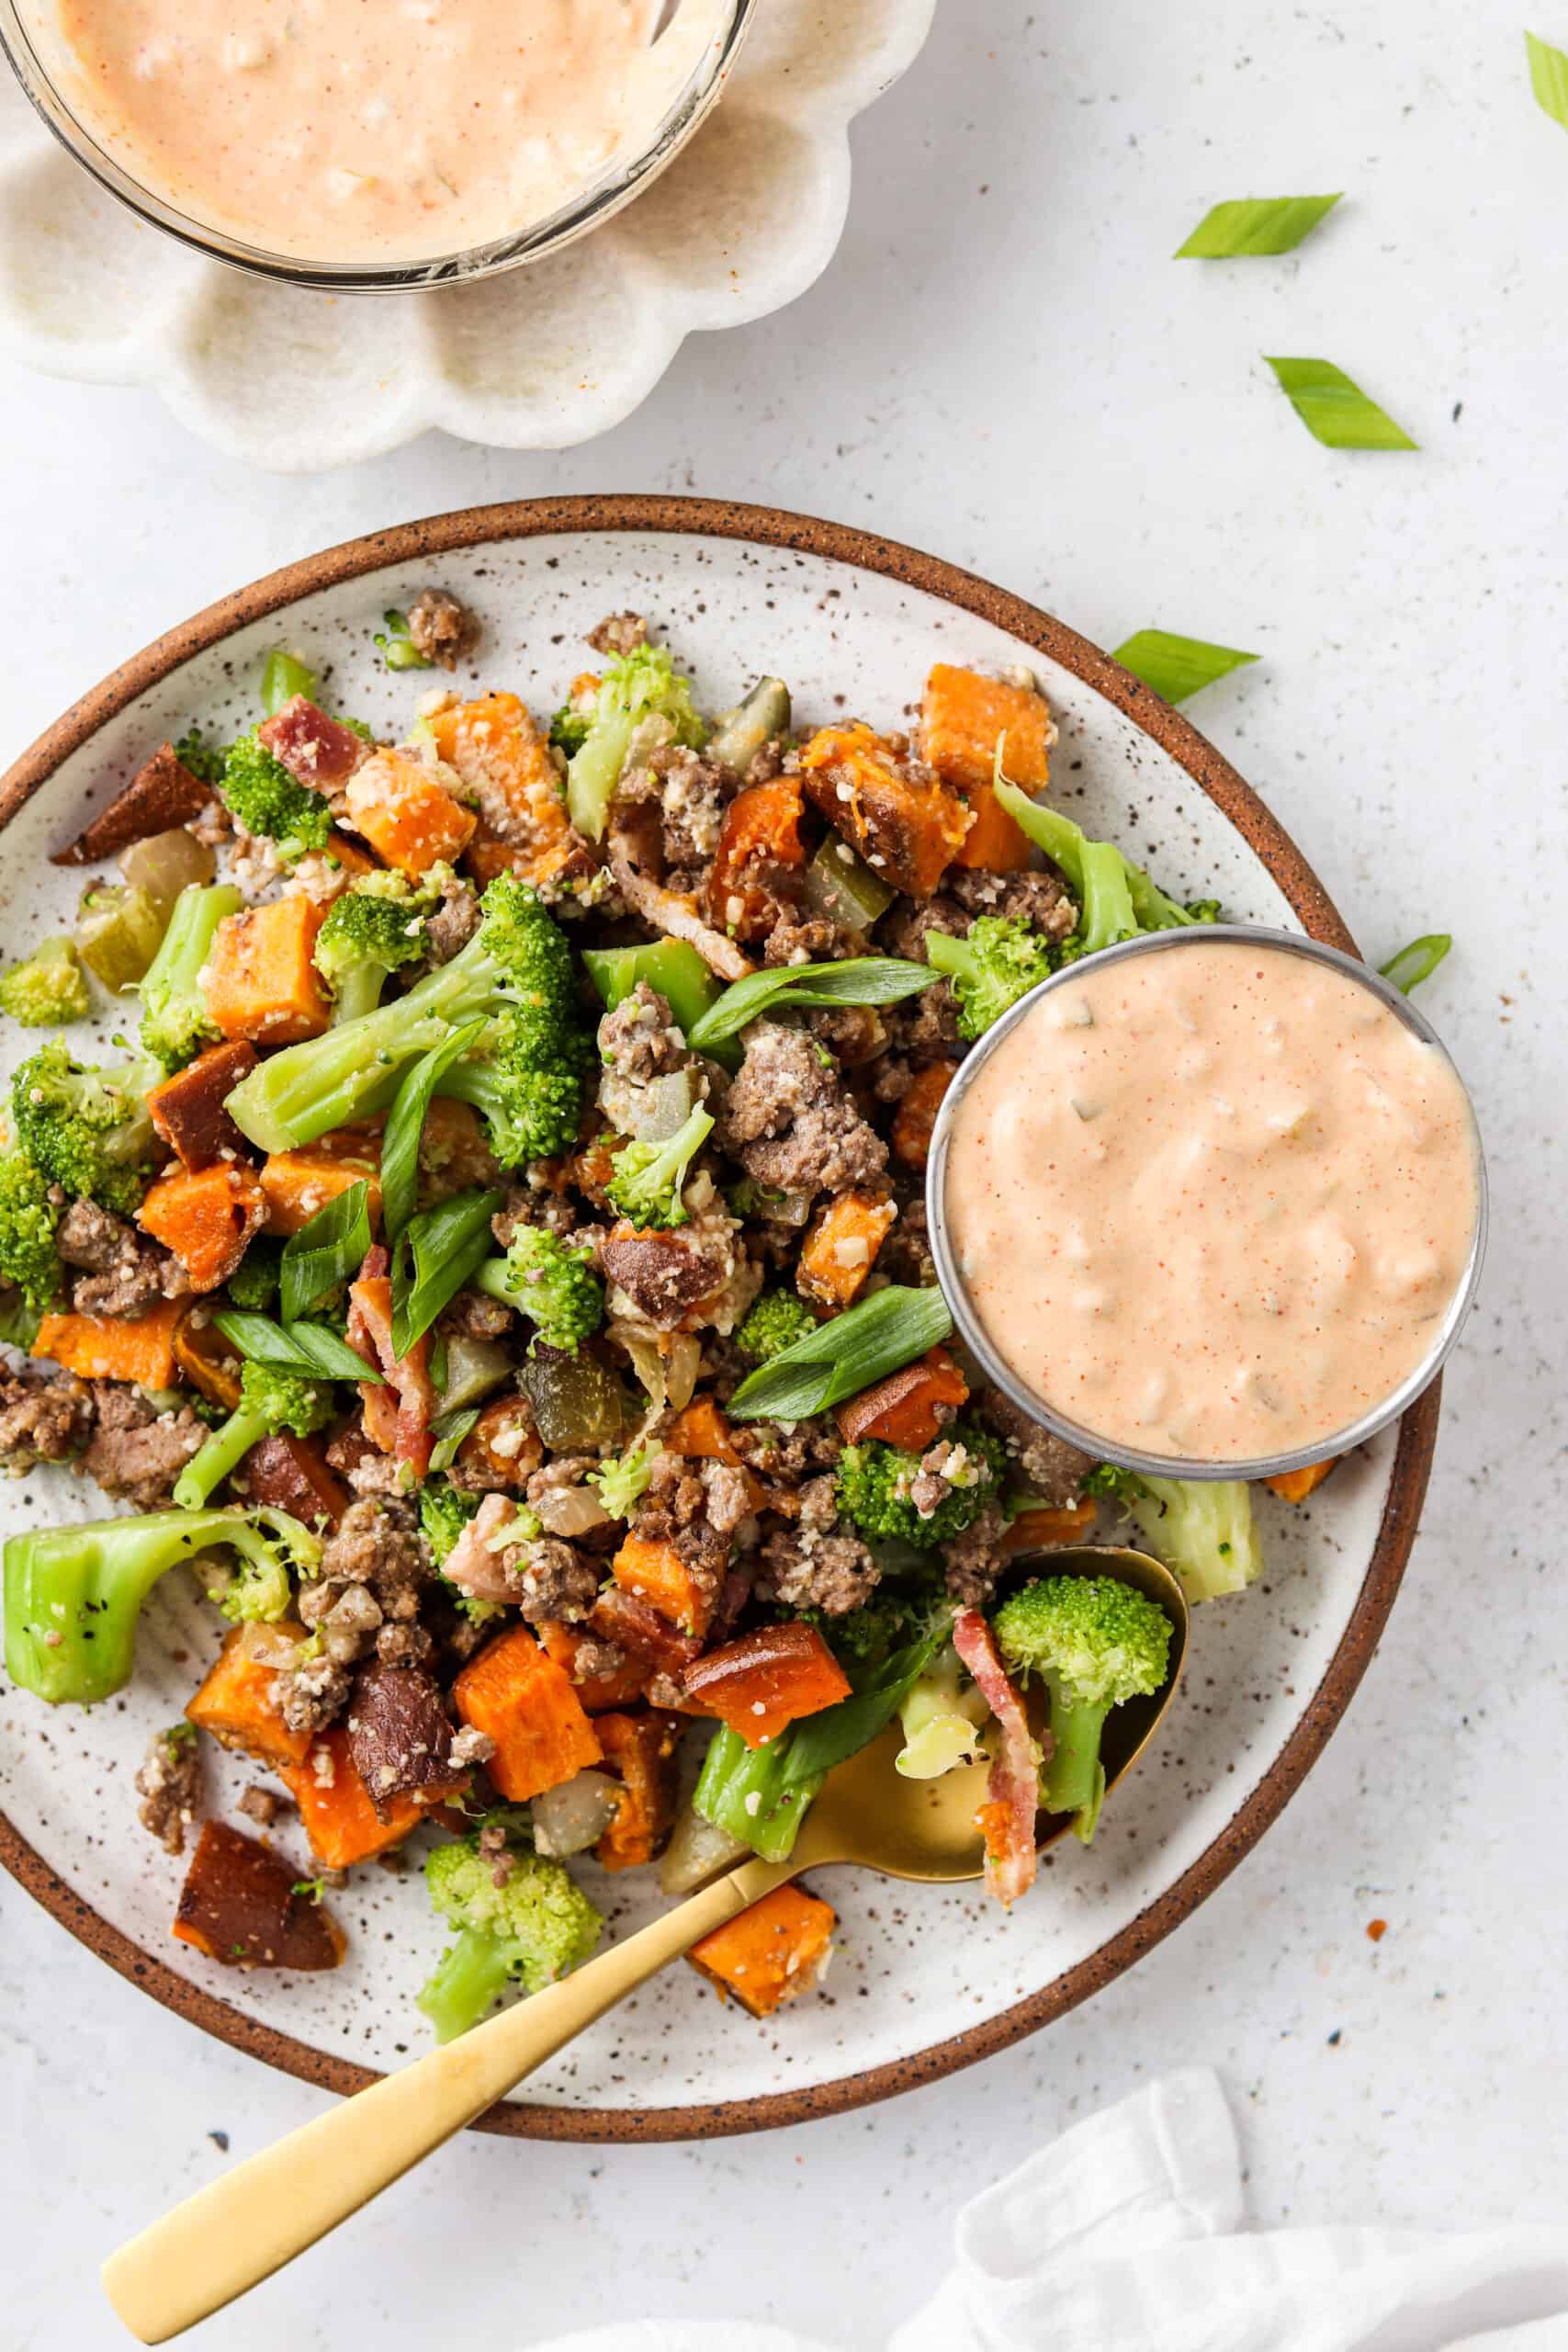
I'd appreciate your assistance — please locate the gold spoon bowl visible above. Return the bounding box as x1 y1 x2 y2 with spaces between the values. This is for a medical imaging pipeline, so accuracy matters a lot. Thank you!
103 1545 1186 2344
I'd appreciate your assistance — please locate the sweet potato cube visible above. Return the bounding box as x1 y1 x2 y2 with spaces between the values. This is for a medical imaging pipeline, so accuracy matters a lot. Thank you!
1264 1457 1338 1504
665 1396 744 1464
539 1620 652 1713
281 1725 455 1868
452 1624 604 1802
703 777 807 941
682 1623 852 1750
186 1621 316 1770
237 1432 350 1532
588 1586 705 1675
891 1060 956 1169
427 694 570 858
175 1309 245 1411
836 1344 969 1452
920 663 1048 875
138 1160 266 1292
593 1708 682 1871
146 1039 258 1171
798 721 973 899
173 1819 345 1970
33 1296 183 1385
344 747 477 876
689 1883 837 2018
260 1133 382 1236
796 1191 897 1310
1000 1498 1100 1556
205 895 332 1046
611 1532 715 1639
52 741 210 866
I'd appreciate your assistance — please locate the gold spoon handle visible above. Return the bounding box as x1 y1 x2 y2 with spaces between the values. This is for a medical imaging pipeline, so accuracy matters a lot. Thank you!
102 1855 791 2344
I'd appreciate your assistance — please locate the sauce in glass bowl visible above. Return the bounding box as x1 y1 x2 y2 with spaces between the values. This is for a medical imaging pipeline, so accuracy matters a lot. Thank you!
933 929 1484 1476
34 0 727 266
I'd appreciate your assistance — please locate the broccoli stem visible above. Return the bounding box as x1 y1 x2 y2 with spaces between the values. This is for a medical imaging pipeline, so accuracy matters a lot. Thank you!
332 963 390 1026
173 1406 269 1512
141 884 243 1068
1040 1683 1111 1821
223 942 497 1152
693 1723 824 1863
416 1924 515 2042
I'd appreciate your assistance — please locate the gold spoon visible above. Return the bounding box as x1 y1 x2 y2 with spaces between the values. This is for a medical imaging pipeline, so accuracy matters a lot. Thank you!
101 1546 1186 2343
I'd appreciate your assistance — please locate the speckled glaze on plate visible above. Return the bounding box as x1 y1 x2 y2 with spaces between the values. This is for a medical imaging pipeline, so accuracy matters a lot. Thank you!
0 498 1438 2140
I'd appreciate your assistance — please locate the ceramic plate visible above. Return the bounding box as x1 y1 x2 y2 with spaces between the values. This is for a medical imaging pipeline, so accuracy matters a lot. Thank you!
0 498 1437 2139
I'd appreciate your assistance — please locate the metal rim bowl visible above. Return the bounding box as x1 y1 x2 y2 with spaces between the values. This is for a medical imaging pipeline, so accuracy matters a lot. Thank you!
926 922 1488 1485
0 0 754 291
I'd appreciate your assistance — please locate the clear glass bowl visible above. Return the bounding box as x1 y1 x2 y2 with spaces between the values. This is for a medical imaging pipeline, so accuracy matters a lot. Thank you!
927 924 1488 1484
0 0 755 290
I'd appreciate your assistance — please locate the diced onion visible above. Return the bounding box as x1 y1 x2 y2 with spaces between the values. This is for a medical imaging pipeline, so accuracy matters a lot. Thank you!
531 1770 622 1859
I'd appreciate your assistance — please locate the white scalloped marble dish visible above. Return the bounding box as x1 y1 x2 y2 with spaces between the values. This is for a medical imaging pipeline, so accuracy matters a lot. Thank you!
0 500 1439 2141
0 0 935 468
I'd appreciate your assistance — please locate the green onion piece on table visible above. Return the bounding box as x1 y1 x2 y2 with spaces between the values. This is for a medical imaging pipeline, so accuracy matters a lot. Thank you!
1264 356 1418 451
1112 631 1259 705
1526 29 1568 129
1175 194 1342 258
1379 933 1452 995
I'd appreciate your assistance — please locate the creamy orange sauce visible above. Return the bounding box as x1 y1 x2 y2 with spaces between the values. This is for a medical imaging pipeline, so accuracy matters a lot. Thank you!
41 0 722 264
944 939 1480 1464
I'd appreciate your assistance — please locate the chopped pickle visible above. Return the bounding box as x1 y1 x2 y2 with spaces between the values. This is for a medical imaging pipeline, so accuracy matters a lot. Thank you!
516 1344 625 1450
798 834 897 933
75 881 167 989
708 676 791 775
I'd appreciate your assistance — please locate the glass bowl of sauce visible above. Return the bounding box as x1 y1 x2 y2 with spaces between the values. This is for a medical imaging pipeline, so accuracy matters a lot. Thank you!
0 0 752 288
928 927 1487 1483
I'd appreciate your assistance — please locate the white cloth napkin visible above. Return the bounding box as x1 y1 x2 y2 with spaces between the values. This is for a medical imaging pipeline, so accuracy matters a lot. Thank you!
530 2070 1568 2352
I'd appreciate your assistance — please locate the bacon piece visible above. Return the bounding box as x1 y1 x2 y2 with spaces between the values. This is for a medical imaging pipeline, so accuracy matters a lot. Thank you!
444 1493 525 1605
953 1605 1041 1910
345 1245 435 1479
257 696 370 797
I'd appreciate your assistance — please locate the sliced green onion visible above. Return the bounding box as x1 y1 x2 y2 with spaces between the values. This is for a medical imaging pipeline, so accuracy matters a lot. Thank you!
211 1309 382 1384
429 1406 481 1474
1175 194 1342 258
260 650 318 716
685 957 936 1051
1379 933 1452 995
1112 630 1259 705
1527 29 1568 127
279 1180 373 1323
390 1187 503 1360
380 1019 487 1247
1264 356 1417 450
728 1285 953 1423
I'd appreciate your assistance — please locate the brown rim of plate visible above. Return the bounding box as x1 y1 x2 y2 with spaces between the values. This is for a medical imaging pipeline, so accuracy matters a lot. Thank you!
0 494 1439 2142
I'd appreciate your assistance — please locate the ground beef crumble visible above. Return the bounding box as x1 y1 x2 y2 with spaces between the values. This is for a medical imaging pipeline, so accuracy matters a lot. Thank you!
134 1724 203 1856
716 1020 888 1199
78 1385 207 1511
0 1369 94 1476
405 588 479 671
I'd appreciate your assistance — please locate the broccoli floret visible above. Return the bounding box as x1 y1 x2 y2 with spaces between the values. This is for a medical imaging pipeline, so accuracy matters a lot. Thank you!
548 702 592 755
4 1504 322 1705
220 729 333 858
173 1362 334 1512
373 609 434 672
10 1041 160 1216
565 643 708 842
993 1573 1174 1841
420 1476 482 1566
224 874 591 1157
416 1832 603 2041
735 1288 817 1363
604 1106 714 1230
473 1227 604 1355
0 1153 63 1313
0 937 91 1028
313 876 431 1024
434 1006 589 1166
203 1550 292 1623
1101 1472 1264 1605
925 916 1056 1041
174 729 227 788
834 1421 1005 1551
224 1237 283 1312
589 1442 659 1521
139 883 243 1071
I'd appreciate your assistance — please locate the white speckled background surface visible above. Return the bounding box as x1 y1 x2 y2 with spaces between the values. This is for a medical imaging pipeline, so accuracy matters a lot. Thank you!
1 0 1563 2346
